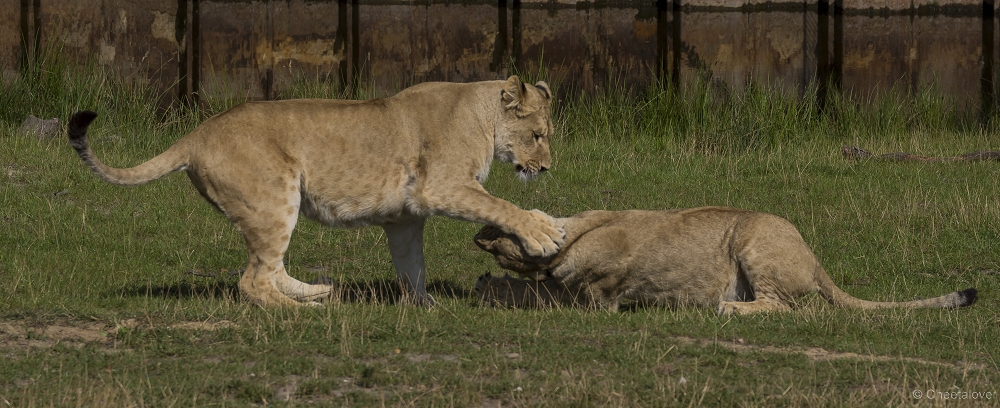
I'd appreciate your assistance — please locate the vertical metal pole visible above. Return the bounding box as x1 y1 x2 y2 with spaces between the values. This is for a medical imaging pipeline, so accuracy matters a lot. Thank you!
983 0 996 124
18 0 29 72
490 0 509 74
512 0 522 74
337 0 348 93
191 0 200 107
817 0 830 112
351 0 360 89
656 0 670 85
671 0 682 89
31 0 40 65
833 0 843 90
176 0 188 104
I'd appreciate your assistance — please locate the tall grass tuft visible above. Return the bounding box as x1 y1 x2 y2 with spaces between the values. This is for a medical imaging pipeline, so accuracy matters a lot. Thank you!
556 75 975 155
0 42 163 134
278 70 379 101
0 50 982 156
823 81 971 139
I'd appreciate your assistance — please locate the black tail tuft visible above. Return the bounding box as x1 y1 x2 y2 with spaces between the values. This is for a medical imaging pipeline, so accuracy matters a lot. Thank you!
68 111 98 153
956 288 978 308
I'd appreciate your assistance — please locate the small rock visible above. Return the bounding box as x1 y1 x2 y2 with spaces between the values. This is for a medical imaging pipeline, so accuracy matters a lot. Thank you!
506 352 520 359
17 115 61 140
678 376 688 385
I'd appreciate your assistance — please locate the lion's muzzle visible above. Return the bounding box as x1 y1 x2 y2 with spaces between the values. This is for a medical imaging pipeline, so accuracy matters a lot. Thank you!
515 160 547 181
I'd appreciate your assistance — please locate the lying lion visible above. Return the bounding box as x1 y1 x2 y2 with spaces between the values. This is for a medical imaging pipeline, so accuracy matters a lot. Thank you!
474 208 978 315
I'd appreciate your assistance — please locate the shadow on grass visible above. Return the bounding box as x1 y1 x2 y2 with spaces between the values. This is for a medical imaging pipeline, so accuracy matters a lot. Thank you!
334 279 474 304
115 276 474 305
116 279 241 302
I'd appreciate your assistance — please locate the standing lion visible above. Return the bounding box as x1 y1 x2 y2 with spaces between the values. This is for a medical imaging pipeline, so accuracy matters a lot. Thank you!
68 76 564 306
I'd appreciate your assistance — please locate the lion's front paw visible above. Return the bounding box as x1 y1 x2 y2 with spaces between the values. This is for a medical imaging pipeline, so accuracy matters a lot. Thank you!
715 302 740 316
475 273 493 294
475 273 512 306
518 209 565 257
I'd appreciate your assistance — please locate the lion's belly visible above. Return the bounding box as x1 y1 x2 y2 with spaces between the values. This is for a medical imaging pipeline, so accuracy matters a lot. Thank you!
298 171 424 228
625 270 734 308
592 228 739 308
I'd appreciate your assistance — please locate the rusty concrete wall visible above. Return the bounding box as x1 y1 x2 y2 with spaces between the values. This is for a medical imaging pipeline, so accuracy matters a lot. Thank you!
515 7 659 91
677 12 809 95
842 15 981 108
196 1 347 100
361 4 501 85
0 0 182 104
0 0 994 111
0 0 18 80
195 3 507 100
675 0 982 10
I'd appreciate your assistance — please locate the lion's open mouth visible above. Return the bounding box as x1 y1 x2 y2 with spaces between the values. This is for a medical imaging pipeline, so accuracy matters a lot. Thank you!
514 164 535 181
515 165 535 181
514 163 546 181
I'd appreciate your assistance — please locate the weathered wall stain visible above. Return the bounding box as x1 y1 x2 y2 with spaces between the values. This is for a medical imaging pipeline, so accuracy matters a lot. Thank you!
0 0 995 114
151 12 176 44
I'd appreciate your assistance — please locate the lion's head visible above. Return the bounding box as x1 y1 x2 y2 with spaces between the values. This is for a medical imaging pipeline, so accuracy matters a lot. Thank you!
474 224 552 280
494 76 553 181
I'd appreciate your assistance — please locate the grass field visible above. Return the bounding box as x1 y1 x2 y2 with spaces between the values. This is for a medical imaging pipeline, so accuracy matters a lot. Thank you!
1 61 999 406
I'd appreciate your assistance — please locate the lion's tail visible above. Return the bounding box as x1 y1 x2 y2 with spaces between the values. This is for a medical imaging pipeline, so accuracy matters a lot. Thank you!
68 111 190 186
814 266 977 310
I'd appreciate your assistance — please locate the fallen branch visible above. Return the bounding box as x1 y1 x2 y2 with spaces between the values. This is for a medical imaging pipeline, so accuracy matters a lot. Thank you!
184 270 216 278
841 146 1000 162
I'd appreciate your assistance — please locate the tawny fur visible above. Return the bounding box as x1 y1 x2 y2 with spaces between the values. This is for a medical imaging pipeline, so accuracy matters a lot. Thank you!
473 208 977 315
68 76 565 307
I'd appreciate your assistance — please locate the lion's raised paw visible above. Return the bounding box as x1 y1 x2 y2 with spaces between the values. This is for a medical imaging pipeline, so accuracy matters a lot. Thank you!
519 210 565 257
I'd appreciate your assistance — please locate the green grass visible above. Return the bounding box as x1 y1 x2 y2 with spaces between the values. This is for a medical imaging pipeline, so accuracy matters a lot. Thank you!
1 60 999 406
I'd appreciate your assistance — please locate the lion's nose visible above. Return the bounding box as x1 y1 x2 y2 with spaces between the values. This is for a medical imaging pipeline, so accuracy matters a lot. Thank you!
515 164 524 172
538 166 548 173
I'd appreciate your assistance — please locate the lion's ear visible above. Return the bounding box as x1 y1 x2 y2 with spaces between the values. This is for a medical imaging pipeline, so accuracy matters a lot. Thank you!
501 75 525 110
534 81 552 100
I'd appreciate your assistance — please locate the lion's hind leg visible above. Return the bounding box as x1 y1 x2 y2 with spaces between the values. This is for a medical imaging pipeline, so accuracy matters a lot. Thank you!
237 214 334 305
475 273 567 308
266 187 336 303
208 174 333 306
233 211 302 306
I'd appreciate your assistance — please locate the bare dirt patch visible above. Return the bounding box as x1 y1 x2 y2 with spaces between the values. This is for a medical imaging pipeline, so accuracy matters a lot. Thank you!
671 336 984 370
405 352 460 363
0 319 116 353
168 320 238 331
0 317 238 356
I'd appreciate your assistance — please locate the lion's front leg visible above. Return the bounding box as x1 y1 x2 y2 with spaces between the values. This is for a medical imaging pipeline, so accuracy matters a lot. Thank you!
383 218 434 307
429 185 564 257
